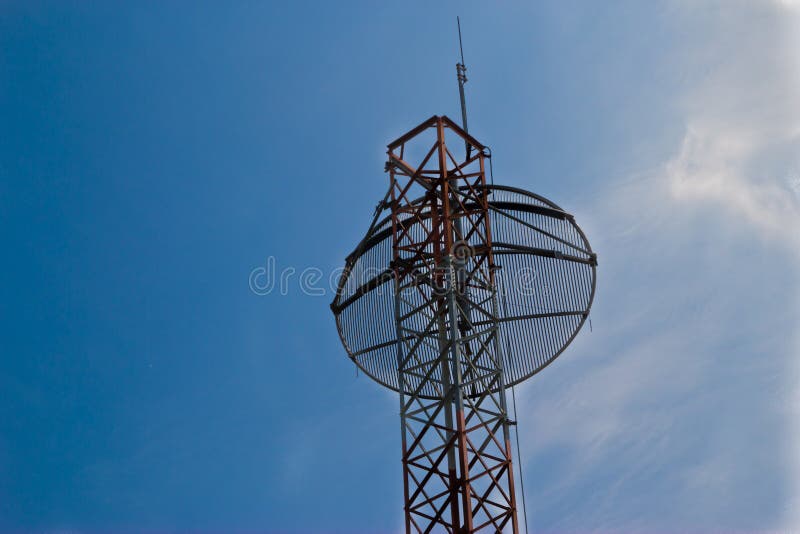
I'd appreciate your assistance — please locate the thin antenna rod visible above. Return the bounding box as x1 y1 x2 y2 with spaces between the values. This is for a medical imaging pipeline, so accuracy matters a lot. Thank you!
457 16 465 65
456 16 471 158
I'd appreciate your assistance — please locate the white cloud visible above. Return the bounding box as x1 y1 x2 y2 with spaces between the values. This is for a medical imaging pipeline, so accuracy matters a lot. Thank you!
778 0 800 10
515 0 800 530
667 121 800 256
662 8 800 524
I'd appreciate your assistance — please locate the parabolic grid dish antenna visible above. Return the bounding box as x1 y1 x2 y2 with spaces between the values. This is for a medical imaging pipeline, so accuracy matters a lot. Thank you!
332 178 596 397
330 115 597 533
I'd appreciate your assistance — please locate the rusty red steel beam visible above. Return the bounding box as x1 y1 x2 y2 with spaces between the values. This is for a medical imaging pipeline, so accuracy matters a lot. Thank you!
389 116 519 534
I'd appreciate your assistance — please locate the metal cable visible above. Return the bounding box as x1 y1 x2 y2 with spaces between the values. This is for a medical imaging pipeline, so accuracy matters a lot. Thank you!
512 384 529 534
500 281 530 534
485 146 495 186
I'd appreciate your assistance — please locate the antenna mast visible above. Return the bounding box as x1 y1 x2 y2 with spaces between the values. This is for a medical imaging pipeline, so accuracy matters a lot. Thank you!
329 17 599 534
456 17 471 158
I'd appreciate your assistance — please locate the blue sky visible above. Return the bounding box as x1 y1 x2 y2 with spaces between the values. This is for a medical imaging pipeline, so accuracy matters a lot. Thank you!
1 1 799 532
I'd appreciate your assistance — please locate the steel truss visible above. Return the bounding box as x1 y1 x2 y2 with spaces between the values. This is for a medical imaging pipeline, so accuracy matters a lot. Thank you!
387 116 519 533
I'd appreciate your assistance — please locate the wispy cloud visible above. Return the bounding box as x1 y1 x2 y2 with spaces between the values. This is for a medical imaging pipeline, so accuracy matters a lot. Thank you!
515 1 800 530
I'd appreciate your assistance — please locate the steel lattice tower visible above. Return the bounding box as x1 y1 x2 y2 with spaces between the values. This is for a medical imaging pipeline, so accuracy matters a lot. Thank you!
331 22 597 533
388 116 518 532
